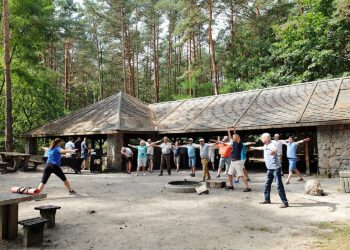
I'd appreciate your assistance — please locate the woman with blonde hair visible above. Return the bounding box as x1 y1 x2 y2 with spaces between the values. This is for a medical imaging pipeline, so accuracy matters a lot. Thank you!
128 140 149 176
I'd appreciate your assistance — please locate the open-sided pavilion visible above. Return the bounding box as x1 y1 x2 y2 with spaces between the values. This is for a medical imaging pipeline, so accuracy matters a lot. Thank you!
25 77 350 175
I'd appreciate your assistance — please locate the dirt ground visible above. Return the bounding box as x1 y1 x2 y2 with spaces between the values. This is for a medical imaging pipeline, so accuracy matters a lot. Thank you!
1 168 349 250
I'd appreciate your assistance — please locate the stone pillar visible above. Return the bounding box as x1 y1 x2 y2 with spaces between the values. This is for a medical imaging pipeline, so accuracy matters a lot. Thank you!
107 133 123 172
25 137 37 154
317 125 350 175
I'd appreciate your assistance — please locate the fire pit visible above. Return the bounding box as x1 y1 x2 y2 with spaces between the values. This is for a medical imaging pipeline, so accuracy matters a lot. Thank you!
164 180 200 193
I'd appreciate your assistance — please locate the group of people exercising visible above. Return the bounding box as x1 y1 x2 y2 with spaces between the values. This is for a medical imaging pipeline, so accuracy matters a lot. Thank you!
38 129 309 208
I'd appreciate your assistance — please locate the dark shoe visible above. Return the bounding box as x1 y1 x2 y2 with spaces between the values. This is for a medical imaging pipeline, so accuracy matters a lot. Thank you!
158 173 163 176
190 173 195 177
168 172 171 176
247 178 251 182
243 188 251 192
297 178 304 182
279 203 289 208
207 177 211 180
259 200 271 204
216 175 220 178
201 178 206 182
69 190 77 195
226 186 234 190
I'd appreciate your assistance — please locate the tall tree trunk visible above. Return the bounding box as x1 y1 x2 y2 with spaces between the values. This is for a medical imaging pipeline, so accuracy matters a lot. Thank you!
152 16 160 103
120 0 127 93
135 7 140 99
64 39 72 109
207 0 219 95
3 0 13 151
125 28 135 97
93 22 103 101
166 13 173 100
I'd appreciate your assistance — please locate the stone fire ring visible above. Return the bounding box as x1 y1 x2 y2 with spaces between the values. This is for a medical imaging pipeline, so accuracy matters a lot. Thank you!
164 181 200 193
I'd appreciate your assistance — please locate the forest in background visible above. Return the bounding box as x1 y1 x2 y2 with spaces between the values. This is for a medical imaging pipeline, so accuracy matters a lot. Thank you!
0 0 349 149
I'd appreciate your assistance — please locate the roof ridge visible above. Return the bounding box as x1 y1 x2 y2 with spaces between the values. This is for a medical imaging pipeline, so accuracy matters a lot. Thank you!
120 91 150 109
148 77 349 106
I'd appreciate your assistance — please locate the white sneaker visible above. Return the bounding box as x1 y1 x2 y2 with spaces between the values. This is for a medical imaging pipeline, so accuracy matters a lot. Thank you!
143 173 146 176
135 174 138 176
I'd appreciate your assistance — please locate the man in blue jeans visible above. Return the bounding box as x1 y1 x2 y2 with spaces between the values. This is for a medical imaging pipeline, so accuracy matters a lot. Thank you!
251 133 288 208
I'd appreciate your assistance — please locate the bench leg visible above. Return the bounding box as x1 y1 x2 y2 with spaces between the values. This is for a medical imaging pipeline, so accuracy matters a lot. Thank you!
23 224 45 247
0 205 8 240
40 210 57 228
0 204 18 240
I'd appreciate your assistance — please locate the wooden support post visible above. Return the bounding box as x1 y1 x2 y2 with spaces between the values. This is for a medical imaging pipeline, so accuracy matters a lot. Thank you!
25 137 37 154
305 141 310 175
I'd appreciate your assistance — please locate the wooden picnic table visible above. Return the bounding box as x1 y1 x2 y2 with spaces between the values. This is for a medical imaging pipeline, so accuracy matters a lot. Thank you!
0 192 47 240
0 152 30 172
42 156 84 174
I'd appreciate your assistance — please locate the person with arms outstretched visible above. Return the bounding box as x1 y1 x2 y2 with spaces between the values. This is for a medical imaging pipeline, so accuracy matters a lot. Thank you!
128 140 150 176
137 137 162 173
154 137 173 176
282 136 310 184
251 133 288 208
37 138 77 195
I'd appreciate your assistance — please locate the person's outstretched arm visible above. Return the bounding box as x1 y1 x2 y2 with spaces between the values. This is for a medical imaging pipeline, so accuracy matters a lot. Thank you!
244 142 256 146
250 146 264 150
227 127 232 140
296 138 310 145
128 144 137 149
60 148 77 154
154 139 163 144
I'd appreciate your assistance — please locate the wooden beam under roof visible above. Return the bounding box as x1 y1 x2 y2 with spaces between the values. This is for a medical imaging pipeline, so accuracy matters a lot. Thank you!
330 78 343 110
183 95 219 130
231 89 263 129
155 100 186 127
296 82 318 123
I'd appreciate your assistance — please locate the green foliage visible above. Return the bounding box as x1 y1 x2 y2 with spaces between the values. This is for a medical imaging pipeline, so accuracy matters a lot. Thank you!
0 0 64 150
264 0 350 83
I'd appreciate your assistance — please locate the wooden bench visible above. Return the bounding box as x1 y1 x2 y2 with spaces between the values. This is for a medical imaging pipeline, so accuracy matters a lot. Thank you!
18 217 48 247
24 159 43 172
0 161 9 174
35 205 61 228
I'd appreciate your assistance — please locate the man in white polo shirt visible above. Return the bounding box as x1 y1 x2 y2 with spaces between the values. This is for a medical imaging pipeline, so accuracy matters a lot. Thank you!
251 133 288 208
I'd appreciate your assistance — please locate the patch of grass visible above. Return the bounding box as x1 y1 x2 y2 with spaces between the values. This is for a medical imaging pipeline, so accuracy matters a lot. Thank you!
314 222 350 249
244 225 271 233
316 222 336 230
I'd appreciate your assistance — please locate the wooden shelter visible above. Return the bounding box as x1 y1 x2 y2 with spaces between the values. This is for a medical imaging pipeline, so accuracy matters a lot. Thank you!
25 77 350 174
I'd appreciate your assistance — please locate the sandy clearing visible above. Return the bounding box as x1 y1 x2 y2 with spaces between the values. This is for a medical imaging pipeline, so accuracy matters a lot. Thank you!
0 169 349 250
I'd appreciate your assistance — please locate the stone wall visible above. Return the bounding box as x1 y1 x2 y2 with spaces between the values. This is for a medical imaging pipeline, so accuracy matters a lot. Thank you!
317 124 350 174
107 134 124 171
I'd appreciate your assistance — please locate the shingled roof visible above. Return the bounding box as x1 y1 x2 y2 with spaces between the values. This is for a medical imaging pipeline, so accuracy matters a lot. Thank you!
26 77 350 137
26 92 154 137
